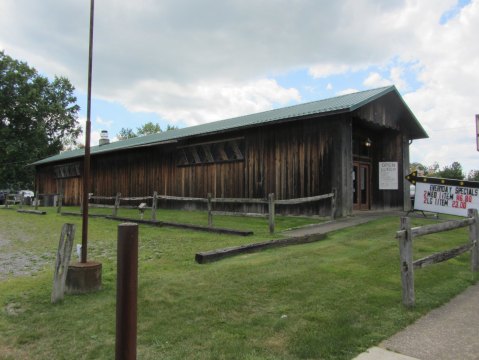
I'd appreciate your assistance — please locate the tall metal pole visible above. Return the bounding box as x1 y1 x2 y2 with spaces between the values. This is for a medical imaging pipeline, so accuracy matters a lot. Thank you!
82 0 95 263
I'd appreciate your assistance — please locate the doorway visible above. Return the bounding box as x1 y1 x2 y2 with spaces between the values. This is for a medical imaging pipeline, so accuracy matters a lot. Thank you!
353 162 370 210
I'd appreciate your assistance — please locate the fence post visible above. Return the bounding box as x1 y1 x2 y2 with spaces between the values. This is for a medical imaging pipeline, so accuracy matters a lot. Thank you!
113 192 121 217
468 208 479 273
151 191 158 221
57 180 64 214
51 223 75 303
399 216 415 307
207 193 213 227
57 193 63 214
19 193 24 209
116 223 138 360
331 188 337 220
268 193 275 234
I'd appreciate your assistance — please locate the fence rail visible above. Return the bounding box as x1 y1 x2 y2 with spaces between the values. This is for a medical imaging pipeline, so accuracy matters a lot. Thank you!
87 190 336 233
397 208 479 307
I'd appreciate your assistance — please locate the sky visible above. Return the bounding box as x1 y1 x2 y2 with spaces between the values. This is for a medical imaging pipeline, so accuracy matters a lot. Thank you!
1 0 478 174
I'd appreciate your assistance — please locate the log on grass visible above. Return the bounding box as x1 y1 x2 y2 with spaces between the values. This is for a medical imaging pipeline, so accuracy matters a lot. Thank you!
195 233 326 264
17 209 47 215
61 211 107 218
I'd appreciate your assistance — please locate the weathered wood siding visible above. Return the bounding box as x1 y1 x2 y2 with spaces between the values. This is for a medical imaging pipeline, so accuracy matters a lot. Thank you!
36 115 344 215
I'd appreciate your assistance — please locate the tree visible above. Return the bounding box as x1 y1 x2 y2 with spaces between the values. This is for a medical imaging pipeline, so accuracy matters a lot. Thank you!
117 127 137 140
436 161 464 180
467 170 479 181
137 122 162 136
116 122 179 140
410 162 428 175
0 51 81 189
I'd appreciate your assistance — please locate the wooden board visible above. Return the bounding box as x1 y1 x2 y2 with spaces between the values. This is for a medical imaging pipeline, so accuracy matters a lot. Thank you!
195 233 326 264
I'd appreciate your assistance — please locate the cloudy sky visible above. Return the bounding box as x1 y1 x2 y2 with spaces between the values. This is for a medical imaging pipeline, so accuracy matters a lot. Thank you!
1 0 478 174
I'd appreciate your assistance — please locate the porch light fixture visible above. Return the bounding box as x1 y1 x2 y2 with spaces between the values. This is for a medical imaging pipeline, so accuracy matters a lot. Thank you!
365 138 372 147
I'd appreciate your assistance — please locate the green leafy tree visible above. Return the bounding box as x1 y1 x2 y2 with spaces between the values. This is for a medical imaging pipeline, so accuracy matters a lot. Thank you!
166 124 179 131
137 122 162 136
436 161 464 180
117 122 179 140
410 162 428 175
467 170 479 181
117 127 137 140
0 51 81 189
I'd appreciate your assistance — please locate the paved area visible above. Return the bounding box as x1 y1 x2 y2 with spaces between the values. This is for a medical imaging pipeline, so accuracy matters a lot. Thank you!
379 282 479 360
282 211 479 360
283 210 403 237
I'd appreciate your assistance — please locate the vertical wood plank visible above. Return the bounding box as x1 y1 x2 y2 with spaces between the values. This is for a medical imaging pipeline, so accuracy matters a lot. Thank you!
399 217 415 307
207 193 213 227
331 188 337 220
152 191 158 221
51 223 76 303
113 192 121 217
57 180 64 214
268 193 275 234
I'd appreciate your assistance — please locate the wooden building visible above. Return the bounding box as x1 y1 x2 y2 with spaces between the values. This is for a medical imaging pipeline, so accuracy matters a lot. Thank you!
33 86 428 217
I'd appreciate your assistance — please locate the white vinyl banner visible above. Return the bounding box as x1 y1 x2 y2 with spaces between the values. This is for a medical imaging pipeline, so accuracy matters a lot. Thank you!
414 182 479 217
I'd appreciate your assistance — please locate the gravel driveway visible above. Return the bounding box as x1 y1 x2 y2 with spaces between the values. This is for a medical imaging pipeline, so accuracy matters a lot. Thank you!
0 231 54 280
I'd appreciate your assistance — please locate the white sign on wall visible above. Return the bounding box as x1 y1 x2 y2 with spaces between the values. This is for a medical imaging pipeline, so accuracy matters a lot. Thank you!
379 162 398 190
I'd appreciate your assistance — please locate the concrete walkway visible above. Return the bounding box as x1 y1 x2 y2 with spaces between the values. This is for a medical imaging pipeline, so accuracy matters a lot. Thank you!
282 210 403 238
354 282 479 360
282 211 479 360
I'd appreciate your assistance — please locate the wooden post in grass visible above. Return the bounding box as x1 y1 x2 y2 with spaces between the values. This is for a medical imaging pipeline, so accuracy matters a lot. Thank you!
116 223 138 360
51 224 76 303
268 193 275 234
113 192 121 217
19 192 24 209
399 217 415 307
151 191 158 221
207 193 213 227
57 180 63 214
469 208 479 272
331 188 337 220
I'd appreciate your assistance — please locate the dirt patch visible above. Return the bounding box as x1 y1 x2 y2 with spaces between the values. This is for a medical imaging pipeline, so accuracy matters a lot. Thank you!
0 251 53 280
0 231 53 280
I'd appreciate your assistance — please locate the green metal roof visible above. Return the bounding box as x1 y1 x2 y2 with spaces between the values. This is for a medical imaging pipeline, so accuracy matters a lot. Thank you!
33 85 425 166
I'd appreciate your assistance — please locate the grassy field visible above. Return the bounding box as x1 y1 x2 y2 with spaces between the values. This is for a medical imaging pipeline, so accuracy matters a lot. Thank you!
0 206 477 359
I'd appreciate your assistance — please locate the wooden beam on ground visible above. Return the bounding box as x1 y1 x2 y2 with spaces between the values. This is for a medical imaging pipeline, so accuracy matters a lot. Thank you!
17 209 47 215
195 233 326 264
61 211 107 218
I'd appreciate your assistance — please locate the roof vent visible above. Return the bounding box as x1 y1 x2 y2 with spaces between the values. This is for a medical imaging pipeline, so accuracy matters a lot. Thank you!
99 130 110 146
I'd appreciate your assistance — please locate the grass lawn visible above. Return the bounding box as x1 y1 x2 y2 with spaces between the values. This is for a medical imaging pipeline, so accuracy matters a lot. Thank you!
0 206 477 359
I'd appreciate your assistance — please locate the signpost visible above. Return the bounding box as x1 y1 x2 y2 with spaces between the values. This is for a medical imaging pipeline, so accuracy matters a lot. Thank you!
406 171 479 217
476 114 479 152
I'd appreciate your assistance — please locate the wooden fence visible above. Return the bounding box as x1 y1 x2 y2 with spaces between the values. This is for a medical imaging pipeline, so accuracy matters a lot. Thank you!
396 208 479 307
88 190 336 234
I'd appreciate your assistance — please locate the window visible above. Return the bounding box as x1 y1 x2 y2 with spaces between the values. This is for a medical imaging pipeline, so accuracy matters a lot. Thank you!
54 162 81 179
177 138 245 166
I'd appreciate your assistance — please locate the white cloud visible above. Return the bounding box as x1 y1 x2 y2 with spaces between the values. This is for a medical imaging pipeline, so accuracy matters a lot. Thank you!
363 72 392 88
77 116 101 147
336 88 359 96
95 116 113 129
111 78 300 126
1 0 478 172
